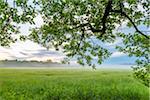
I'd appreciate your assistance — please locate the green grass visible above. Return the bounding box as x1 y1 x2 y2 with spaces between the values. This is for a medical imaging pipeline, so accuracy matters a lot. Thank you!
0 68 149 100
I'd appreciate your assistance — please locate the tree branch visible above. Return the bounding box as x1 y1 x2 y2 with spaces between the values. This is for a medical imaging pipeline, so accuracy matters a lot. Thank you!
89 24 102 32
72 0 113 37
111 10 149 39
71 0 149 39
100 0 112 36
71 23 102 33
89 0 113 36
77 28 85 50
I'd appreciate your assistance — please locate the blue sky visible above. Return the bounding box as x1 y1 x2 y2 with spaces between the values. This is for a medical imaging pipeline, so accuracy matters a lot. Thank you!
0 1 149 67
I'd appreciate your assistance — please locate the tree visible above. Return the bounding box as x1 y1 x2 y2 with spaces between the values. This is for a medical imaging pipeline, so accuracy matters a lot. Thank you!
0 0 36 46
29 0 150 86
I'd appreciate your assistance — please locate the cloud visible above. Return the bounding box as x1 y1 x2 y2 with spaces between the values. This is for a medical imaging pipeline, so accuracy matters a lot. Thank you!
0 40 65 62
0 47 14 60
0 12 63 63
33 15 44 28
0 52 14 60
105 39 122 47
110 51 126 58
18 14 44 35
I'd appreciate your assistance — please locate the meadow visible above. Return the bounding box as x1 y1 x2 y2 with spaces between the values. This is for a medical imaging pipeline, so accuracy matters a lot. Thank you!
0 68 149 100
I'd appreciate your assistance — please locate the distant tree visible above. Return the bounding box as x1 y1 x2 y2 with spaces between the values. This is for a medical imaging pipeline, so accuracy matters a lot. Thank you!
46 59 52 63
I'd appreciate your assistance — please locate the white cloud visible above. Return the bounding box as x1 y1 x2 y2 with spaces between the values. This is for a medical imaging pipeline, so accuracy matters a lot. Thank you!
10 40 45 51
0 51 13 60
33 15 44 27
105 38 122 47
0 40 65 62
0 13 61 62
111 51 126 58
19 14 44 35
0 47 13 60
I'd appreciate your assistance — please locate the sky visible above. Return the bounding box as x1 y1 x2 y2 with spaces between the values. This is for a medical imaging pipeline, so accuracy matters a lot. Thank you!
0 1 149 67
0 14 141 65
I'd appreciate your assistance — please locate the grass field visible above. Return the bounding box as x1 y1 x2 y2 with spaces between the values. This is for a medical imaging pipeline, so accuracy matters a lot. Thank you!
0 68 149 100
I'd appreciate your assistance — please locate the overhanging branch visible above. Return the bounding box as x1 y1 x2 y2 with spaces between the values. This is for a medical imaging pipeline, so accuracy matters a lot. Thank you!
70 0 149 39
72 0 113 36
111 10 149 39
100 0 112 36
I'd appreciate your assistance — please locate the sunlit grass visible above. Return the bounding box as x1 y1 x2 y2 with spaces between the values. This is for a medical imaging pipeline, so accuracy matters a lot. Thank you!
0 68 149 100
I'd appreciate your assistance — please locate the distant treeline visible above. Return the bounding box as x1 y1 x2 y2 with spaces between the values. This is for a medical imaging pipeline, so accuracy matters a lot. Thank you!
0 59 55 63
0 59 62 67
